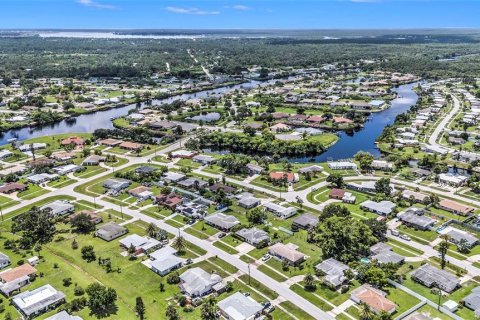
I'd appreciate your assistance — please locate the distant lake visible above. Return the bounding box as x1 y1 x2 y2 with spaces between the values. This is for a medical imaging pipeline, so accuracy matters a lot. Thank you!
187 112 221 122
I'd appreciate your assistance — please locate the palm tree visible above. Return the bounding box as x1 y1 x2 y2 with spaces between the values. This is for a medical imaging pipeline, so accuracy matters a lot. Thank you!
201 296 219 320
165 304 179 320
172 235 186 254
438 234 450 270
304 273 316 291
358 302 375 320
146 223 157 238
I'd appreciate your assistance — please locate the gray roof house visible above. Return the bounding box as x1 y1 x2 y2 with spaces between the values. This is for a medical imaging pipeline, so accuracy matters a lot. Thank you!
360 200 396 216
238 196 261 209
179 267 223 297
40 200 74 216
163 171 186 183
292 213 319 230
12 284 66 318
192 154 216 165
298 165 323 174
411 264 460 293
246 163 264 175
372 251 405 265
45 311 83 320
177 178 208 189
0 252 11 269
235 228 270 247
95 222 128 241
397 209 436 230
370 243 393 255
263 202 297 219
462 286 480 315
205 213 240 231
315 258 350 288
103 178 131 192
218 292 263 320
445 228 478 248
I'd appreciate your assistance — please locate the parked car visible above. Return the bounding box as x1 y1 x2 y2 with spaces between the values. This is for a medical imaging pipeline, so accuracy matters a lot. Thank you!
265 305 275 313
391 229 400 236
400 234 411 241
243 292 250 297
262 302 271 309
218 232 226 238
186 259 193 265
261 254 271 261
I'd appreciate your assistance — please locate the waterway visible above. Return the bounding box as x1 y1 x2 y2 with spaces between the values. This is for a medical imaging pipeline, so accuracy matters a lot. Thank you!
290 81 420 162
0 80 419 162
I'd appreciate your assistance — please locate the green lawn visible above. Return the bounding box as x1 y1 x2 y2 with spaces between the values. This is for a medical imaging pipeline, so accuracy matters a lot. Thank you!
213 240 239 254
17 184 51 200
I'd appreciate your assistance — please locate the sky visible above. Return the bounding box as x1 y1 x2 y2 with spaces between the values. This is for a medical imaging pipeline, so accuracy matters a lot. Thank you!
1 0 479 29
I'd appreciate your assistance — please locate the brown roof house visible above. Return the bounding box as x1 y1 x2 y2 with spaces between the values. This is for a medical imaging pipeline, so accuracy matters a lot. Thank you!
350 284 396 314
268 243 305 266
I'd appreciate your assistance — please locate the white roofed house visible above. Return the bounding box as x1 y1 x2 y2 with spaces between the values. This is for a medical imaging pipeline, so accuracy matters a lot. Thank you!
315 258 350 289
360 200 396 216
411 264 460 293
217 292 263 320
204 213 240 232
0 252 10 269
52 164 81 175
179 267 223 297
27 173 59 184
263 202 297 219
12 284 66 318
192 154 216 165
40 200 74 216
437 173 468 187
148 246 185 276
327 161 357 170
235 227 270 248
119 234 161 255
371 160 394 171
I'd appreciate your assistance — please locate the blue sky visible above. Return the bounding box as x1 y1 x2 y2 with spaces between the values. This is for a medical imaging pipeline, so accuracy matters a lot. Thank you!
1 0 479 29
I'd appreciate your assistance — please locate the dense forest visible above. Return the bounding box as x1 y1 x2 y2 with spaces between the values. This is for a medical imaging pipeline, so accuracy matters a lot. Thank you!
2 30 480 78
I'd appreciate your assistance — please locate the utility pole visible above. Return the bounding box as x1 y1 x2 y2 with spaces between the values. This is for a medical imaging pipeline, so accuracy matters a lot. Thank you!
248 264 251 285
93 196 96 209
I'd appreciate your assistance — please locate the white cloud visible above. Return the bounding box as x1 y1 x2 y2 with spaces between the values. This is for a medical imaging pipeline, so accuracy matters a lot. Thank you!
231 5 251 11
165 6 220 15
77 0 116 10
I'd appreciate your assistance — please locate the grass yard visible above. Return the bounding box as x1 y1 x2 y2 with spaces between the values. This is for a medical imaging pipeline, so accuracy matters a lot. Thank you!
17 184 51 200
213 240 239 254
279 301 316 320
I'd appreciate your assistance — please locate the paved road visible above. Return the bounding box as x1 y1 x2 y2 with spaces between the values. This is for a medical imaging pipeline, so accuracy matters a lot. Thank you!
428 94 460 148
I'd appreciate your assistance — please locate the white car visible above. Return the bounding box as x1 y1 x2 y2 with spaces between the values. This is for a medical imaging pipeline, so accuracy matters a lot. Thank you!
400 234 411 241
261 254 271 261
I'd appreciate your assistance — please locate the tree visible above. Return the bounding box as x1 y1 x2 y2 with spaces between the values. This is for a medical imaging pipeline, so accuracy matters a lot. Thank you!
70 213 96 234
320 204 350 221
304 273 316 291
165 305 179 320
11 207 56 248
358 302 375 320
85 283 117 316
81 245 96 262
247 207 266 225
457 238 471 254
354 151 374 172
357 263 388 289
201 296 219 320
146 223 158 238
375 177 392 197
438 235 450 270
135 297 145 320
364 219 388 242
312 217 378 263
172 235 186 253
326 173 344 188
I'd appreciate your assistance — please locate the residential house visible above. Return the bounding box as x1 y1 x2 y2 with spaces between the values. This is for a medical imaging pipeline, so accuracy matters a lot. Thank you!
119 141 143 151
170 150 196 159
445 227 478 248
205 213 240 231
263 202 297 219
53 164 81 175
397 209 436 230
269 171 299 183
69 210 102 225
401 190 429 204
155 193 183 210
128 186 154 201
246 163 264 175
40 200 74 216
12 284 65 319
0 149 13 159
179 267 223 297
95 222 128 241
238 196 261 209
163 171 186 183
209 183 236 194
177 178 208 189
371 160 394 171
45 311 82 320
292 213 319 230
119 234 161 255
462 287 480 316
217 292 263 320
149 246 185 276
360 200 396 216
82 154 105 166
327 161 357 170
270 123 290 132
98 138 122 147
27 173 59 184
0 252 10 269
350 284 396 314
103 178 131 192
346 181 377 193
61 136 85 147
437 199 474 216
315 258 350 288
411 264 460 293
298 165 323 174
235 228 270 247
192 154 216 165
268 243 305 266
0 264 37 296
437 174 468 187
0 182 26 194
